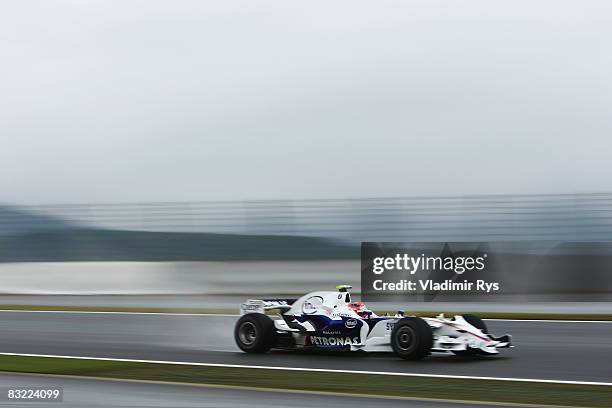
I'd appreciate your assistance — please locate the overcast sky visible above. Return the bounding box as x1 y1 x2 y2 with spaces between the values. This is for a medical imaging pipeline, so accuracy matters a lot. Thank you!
1 1 611 204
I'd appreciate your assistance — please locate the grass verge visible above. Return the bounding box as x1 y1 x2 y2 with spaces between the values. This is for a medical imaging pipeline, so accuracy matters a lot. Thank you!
0 355 610 407
0 304 611 321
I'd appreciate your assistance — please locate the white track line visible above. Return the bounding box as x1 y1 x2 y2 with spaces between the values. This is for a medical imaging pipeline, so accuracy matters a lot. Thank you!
0 352 610 387
0 309 610 323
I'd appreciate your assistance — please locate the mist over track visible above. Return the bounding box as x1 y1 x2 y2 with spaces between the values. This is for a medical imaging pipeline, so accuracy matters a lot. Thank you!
0 311 610 383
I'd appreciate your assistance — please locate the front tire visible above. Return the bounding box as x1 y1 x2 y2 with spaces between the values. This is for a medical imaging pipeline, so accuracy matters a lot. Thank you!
462 314 487 333
391 317 433 360
452 315 489 357
234 313 276 353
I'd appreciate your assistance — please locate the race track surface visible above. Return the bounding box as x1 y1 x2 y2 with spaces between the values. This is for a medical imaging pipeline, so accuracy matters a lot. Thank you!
0 373 481 408
0 312 610 383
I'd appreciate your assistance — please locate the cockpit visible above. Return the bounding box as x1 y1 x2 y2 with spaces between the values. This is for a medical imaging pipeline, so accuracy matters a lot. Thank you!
288 285 378 319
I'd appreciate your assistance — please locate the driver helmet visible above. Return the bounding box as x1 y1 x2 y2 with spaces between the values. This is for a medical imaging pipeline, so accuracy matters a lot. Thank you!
348 301 373 318
348 301 366 313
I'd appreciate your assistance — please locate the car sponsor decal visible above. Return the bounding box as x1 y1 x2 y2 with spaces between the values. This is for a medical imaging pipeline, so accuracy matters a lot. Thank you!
240 304 260 312
309 336 360 347
345 318 358 329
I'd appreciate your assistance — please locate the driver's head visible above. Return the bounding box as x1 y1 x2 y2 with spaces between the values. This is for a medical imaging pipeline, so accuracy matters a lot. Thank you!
348 301 365 312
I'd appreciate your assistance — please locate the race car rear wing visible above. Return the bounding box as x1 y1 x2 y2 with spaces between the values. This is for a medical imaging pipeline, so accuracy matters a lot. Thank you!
239 299 296 315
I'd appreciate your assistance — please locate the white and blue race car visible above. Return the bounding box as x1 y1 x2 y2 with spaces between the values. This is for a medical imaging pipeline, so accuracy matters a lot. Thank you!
235 285 512 360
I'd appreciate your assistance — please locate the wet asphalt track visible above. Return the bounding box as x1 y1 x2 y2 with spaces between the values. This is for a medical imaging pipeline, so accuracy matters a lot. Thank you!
0 312 610 383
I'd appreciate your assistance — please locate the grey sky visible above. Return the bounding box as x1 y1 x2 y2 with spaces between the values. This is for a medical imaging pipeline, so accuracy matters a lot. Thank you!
1 1 611 204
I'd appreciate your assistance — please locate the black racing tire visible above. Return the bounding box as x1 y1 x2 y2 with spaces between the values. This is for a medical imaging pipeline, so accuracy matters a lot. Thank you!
462 314 488 333
391 317 433 360
234 313 276 353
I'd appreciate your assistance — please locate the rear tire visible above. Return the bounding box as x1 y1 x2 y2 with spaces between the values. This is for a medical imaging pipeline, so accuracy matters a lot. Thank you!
462 314 487 333
234 313 276 353
391 317 433 360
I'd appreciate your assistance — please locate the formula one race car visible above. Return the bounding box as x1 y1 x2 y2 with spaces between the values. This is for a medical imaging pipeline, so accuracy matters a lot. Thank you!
235 285 512 360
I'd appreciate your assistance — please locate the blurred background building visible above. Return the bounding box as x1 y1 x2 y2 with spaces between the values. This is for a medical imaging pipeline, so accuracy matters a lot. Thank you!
1 193 612 300
6 193 612 243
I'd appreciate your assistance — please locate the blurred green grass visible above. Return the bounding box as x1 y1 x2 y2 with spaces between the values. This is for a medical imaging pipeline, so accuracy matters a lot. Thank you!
0 355 610 406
